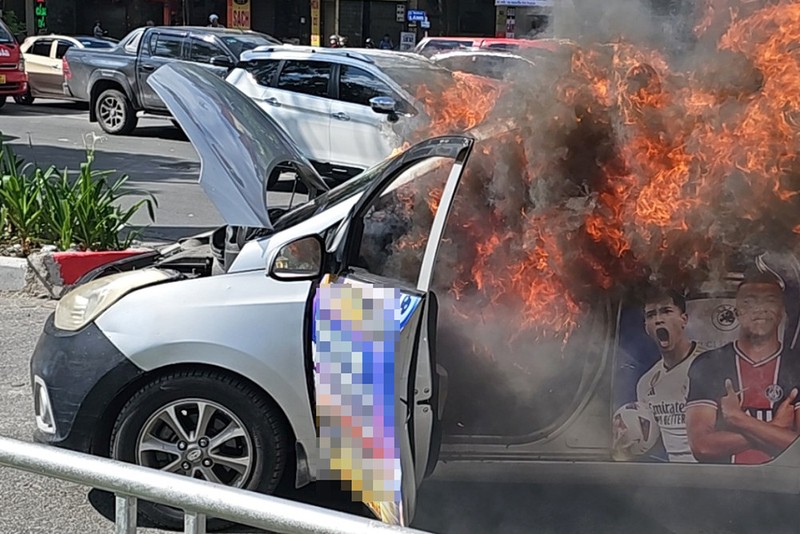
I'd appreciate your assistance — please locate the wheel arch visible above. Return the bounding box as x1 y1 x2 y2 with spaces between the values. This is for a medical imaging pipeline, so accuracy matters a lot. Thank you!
88 362 299 479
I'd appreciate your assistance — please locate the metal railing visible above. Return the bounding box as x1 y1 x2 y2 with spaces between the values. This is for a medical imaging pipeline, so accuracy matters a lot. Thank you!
0 436 433 534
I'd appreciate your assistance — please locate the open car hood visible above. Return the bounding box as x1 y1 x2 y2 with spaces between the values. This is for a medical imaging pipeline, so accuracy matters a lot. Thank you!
147 62 329 229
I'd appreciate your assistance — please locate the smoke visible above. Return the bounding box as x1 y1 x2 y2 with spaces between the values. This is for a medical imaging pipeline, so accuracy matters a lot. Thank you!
370 0 800 434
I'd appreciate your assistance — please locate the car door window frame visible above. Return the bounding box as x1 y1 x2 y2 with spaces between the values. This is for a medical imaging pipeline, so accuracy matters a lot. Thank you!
331 63 411 113
29 38 54 57
54 38 76 60
273 58 334 99
338 136 473 292
187 36 227 64
148 32 185 60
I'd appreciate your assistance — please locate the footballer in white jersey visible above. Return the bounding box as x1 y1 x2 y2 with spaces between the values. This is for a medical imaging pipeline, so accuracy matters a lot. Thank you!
634 287 703 462
636 341 704 462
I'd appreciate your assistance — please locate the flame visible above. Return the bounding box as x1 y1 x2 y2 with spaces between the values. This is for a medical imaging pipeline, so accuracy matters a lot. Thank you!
386 0 800 352
414 72 503 138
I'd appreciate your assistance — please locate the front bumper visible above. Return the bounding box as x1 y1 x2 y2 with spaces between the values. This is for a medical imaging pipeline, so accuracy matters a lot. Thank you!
0 78 27 96
30 314 145 453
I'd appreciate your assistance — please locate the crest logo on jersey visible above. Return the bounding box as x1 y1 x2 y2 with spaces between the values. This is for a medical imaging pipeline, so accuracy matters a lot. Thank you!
765 384 784 403
712 304 738 331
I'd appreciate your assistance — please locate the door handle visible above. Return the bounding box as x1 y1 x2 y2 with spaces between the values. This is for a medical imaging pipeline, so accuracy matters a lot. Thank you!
51 64 60 69
140 64 156 72
265 97 280 106
332 112 350 121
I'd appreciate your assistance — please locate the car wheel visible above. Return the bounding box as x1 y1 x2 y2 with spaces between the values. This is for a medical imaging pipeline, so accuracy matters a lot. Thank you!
110 369 289 531
96 88 138 135
13 90 34 105
0 96 6 109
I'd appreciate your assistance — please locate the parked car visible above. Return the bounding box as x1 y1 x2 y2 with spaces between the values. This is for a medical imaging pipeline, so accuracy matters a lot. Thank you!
430 49 537 80
63 25 281 134
227 46 470 184
414 36 564 57
0 17 28 108
30 61 800 531
16 34 115 104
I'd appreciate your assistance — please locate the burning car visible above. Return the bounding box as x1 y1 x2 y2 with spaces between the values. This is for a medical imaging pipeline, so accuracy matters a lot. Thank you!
28 0 800 527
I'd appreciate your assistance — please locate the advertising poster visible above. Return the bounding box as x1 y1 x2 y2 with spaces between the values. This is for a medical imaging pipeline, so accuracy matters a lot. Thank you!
612 253 800 465
227 0 251 30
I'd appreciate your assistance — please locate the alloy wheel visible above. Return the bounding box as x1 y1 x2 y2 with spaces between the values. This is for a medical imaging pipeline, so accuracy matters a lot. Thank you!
98 95 125 131
135 398 254 488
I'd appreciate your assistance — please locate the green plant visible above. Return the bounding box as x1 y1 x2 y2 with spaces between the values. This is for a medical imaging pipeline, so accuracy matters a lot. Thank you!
0 163 43 254
40 150 158 251
0 133 159 254
1 11 26 38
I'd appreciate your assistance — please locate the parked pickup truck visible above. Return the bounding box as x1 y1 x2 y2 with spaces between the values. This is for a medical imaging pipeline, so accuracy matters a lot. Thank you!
63 25 281 134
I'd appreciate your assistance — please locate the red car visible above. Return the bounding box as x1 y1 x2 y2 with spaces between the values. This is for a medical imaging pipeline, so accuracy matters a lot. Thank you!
0 18 28 108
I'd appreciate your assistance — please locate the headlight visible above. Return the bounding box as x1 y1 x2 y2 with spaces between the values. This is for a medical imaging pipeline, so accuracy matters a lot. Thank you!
17 58 24 71
55 269 176 331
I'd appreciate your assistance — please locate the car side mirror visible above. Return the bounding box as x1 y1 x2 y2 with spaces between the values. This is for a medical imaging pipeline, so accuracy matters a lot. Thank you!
210 55 234 68
269 235 324 281
370 96 399 123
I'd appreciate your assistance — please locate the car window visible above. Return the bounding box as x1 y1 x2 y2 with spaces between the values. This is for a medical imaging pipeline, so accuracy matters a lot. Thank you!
276 60 330 98
123 29 144 54
30 39 53 56
55 40 75 59
150 33 183 59
338 65 394 106
353 156 453 285
188 37 225 64
240 59 280 87
0 21 14 44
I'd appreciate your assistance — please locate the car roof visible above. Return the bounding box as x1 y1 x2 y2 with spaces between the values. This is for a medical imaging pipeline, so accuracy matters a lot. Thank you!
240 45 439 69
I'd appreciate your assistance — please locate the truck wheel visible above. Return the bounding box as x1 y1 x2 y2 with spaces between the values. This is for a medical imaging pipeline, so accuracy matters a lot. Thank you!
96 88 138 135
14 90 34 105
110 369 289 531
0 96 6 109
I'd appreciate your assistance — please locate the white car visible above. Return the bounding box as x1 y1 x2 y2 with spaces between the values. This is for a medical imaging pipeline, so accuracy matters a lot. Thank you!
17 34 115 104
226 46 460 184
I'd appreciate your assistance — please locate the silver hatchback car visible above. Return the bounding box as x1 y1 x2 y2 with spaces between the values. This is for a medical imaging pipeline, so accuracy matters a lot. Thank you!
29 62 800 531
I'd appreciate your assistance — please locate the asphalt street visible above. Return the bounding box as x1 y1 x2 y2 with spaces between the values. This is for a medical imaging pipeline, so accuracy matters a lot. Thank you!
4 101 800 533
0 99 222 245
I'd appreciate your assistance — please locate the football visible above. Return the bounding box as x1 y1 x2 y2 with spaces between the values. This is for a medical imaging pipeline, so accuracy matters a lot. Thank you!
611 402 661 460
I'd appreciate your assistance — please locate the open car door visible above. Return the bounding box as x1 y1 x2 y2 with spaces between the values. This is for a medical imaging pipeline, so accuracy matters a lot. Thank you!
308 136 473 526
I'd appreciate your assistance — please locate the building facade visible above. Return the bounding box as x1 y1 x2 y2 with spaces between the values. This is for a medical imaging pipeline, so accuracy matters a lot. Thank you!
3 0 550 47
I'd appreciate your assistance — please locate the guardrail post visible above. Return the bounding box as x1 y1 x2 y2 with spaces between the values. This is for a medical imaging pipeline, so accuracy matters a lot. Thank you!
184 511 207 534
115 494 137 534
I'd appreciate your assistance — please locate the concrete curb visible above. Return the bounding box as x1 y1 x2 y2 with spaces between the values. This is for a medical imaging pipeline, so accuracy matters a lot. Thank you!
0 249 153 298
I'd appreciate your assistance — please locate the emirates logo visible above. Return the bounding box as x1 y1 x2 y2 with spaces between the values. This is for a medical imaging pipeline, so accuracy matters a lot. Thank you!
0 49 10 57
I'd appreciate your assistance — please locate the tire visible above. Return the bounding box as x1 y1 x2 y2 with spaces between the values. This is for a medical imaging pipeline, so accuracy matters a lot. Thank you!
95 88 138 135
110 369 289 531
0 96 6 109
13 90 34 105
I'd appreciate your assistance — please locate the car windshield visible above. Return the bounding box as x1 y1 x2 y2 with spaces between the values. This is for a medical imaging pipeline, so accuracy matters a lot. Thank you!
0 21 14 44
273 157 396 231
220 34 280 57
